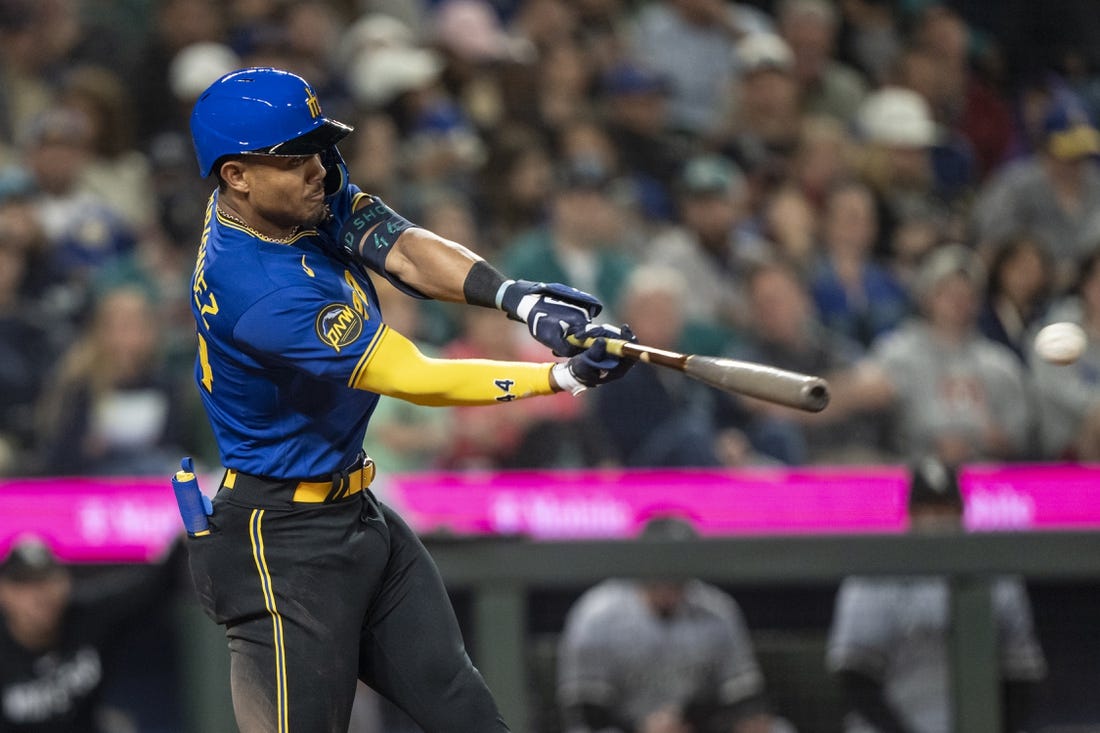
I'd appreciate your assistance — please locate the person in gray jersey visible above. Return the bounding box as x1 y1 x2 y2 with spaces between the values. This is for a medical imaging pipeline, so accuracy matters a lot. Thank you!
971 90 1100 289
556 517 788 733
826 458 1047 733
827 244 1033 464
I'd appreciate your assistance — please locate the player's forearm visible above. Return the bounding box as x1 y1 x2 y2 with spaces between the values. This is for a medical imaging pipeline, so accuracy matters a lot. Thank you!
346 193 484 301
352 326 559 404
386 228 485 302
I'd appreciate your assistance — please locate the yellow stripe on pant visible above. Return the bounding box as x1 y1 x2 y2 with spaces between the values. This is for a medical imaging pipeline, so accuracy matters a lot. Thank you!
250 509 289 732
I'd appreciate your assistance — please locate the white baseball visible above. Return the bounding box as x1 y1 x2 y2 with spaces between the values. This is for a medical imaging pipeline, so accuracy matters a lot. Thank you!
1034 322 1087 365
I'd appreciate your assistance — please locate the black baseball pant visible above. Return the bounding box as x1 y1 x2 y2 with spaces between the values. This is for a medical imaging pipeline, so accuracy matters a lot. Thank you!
187 483 509 733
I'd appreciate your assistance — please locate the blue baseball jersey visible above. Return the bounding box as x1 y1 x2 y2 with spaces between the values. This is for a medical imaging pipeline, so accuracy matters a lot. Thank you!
190 178 388 478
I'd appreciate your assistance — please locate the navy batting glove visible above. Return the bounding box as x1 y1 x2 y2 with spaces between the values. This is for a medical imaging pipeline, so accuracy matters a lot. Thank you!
499 280 603 357
552 324 636 394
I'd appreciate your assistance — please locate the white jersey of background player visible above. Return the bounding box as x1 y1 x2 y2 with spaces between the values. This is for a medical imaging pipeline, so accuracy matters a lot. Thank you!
557 518 789 733
826 458 1046 733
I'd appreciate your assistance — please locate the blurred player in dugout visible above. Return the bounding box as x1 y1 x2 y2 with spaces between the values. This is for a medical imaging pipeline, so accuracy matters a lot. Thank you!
557 517 795 733
826 458 1046 733
0 537 184 732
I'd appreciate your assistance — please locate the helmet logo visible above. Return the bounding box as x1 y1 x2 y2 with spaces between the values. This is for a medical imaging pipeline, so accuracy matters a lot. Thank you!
305 87 322 119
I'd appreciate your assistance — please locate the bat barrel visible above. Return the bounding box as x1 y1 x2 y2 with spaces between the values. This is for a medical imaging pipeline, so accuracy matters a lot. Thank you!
685 356 831 413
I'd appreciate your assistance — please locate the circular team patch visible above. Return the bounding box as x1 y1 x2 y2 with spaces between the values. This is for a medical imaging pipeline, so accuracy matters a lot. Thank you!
315 303 363 352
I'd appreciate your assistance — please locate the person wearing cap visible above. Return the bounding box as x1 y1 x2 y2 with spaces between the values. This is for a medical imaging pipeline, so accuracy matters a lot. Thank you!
598 62 689 220
826 457 1047 733
645 153 770 351
722 33 804 181
185 67 636 732
972 88 1100 288
775 0 867 123
557 516 791 733
0 537 184 731
854 85 976 224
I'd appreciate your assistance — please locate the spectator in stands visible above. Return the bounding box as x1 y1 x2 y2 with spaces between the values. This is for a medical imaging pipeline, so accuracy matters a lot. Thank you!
33 284 193 476
1029 249 1100 460
834 0 903 86
826 456 1047 733
758 183 819 275
723 33 804 189
0 536 184 732
775 0 866 123
58 65 156 233
788 115 857 213
854 86 974 239
597 61 688 223
828 244 1033 464
555 116 651 255
902 6 1014 180
977 234 1054 362
809 179 911 348
592 265 748 468
476 123 556 252
971 88 1100 289
0 191 57 475
645 153 770 340
719 259 878 466
628 0 773 138
501 157 636 321
19 106 139 319
557 516 790 733
0 0 79 157
131 0 227 147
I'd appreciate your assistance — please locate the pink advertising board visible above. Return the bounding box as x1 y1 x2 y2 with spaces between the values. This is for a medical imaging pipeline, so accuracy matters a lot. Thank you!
0 464 1098 561
0 475 212 563
383 463 1100 539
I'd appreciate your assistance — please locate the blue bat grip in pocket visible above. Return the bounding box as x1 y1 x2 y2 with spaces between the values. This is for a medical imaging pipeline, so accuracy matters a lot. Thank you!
172 456 212 537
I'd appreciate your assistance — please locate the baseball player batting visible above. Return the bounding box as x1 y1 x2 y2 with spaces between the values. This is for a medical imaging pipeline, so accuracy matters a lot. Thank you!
182 67 635 733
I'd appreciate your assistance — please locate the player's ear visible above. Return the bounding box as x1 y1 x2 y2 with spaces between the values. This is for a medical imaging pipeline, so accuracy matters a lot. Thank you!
218 158 250 193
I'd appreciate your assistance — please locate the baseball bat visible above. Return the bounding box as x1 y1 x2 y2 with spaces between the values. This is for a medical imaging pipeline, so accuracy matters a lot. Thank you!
568 335 831 413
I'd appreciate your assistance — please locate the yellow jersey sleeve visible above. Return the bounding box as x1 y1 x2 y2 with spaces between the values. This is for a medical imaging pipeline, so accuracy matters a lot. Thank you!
350 325 556 406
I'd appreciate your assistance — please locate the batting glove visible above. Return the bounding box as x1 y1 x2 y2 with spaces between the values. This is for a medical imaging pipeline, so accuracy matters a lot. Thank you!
498 280 603 357
551 324 636 395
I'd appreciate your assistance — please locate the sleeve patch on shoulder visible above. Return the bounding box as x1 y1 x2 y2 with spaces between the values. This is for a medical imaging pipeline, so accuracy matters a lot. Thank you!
315 303 364 352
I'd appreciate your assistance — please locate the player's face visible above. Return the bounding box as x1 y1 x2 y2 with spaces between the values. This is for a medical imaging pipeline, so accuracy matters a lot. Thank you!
240 153 329 231
0 573 71 646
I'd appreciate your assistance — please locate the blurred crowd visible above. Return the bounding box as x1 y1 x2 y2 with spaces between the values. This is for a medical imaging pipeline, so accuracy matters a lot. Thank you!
3 0 1100 480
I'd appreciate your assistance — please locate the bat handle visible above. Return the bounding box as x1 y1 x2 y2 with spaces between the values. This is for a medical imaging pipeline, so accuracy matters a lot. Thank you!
566 334 687 368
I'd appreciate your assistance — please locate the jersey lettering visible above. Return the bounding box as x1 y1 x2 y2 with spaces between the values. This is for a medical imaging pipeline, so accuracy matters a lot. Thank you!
197 333 214 392
193 199 218 329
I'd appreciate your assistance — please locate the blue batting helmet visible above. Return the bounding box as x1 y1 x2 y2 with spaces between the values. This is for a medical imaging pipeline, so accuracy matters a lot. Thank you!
190 67 353 177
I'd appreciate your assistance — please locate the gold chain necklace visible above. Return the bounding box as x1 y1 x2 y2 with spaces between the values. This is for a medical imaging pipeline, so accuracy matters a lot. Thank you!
216 206 301 244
